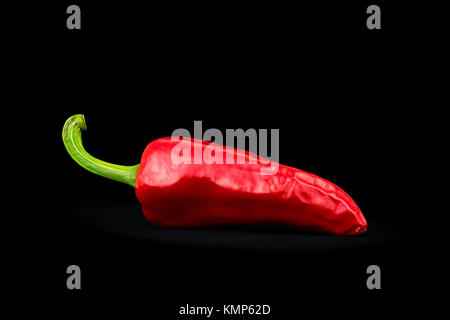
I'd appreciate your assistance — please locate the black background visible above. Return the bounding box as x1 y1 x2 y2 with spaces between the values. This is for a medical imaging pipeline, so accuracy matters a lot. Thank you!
7 1 436 318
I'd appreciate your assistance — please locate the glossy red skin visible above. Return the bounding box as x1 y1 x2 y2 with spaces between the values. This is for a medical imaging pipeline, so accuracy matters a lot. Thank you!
135 137 367 236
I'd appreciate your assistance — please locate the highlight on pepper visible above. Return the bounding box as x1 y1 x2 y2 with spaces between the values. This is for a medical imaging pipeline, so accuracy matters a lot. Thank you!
62 114 367 236
169 121 280 175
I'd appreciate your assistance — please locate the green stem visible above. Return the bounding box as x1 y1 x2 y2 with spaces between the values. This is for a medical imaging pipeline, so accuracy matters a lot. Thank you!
62 114 140 188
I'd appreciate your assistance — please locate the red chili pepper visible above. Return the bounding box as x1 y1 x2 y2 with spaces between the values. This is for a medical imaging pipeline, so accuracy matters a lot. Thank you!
63 115 367 236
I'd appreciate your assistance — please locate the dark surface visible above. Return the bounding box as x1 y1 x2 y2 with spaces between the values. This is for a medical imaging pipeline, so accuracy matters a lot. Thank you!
69 198 397 251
